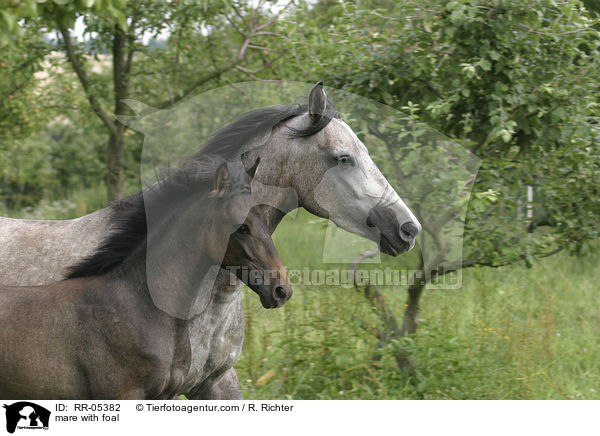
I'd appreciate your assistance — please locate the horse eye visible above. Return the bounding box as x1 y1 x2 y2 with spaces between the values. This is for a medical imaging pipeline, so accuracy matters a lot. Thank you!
338 155 354 168
236 224 250 234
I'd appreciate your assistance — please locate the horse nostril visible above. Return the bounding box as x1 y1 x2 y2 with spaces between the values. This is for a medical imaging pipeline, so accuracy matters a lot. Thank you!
274 286 287 300
400 222 419 242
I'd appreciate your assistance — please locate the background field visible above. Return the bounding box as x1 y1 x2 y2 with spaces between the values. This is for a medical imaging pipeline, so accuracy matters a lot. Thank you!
233 210 600 400
7 197 598 400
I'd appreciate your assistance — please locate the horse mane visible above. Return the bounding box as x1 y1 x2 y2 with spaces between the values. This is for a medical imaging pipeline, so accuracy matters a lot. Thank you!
65 190 147 279
66 98 339 279
66 155 240 279
194 99 340 160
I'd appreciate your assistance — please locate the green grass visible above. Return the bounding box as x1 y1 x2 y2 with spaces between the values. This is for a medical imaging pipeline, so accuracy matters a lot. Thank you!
236 210 600 399
4 194 598 399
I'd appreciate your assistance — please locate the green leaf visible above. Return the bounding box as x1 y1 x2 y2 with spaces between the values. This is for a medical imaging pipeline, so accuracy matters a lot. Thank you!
524 253 534 268
478 59 492 71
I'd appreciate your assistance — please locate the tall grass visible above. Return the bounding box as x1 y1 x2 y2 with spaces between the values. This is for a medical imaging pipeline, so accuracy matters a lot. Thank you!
236 211 600 399
4 194 597 399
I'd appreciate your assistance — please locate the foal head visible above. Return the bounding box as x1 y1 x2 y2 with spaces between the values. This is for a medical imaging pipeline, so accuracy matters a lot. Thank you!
207 160 292 309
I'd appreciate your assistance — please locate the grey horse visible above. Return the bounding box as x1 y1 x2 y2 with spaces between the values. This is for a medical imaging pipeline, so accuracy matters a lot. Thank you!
0 82 420 399
0 157 292 399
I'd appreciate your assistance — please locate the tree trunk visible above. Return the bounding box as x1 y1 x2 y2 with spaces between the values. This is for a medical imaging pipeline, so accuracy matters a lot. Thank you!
401 280 425 335
106 24 128 202
106 127 125 202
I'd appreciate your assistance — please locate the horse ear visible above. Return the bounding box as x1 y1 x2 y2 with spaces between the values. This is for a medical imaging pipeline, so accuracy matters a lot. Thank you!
214 162 231 197
247 157 260 179
309 81 327 122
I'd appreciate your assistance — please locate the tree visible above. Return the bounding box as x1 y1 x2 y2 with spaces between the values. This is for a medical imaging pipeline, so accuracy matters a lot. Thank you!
0 23 52 211
0 29 46 143
0 0 125 46
285 0 600 368
12 0 285 201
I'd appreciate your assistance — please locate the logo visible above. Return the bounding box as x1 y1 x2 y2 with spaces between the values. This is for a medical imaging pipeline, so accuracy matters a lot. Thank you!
2 402 50 434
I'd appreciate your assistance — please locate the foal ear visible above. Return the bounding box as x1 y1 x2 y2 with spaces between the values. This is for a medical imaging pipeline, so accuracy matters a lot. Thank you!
214 162 231 197
247 157 260 179
309 81 327 122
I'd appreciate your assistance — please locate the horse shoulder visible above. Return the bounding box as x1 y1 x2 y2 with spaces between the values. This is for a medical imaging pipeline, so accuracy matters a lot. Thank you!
65 280 188 399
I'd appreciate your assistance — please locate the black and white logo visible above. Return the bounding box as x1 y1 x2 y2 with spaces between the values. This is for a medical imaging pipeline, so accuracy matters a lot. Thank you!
3 402 50 434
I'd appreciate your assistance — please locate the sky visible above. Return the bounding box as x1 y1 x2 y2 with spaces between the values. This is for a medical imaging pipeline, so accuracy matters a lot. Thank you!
64 0 296 44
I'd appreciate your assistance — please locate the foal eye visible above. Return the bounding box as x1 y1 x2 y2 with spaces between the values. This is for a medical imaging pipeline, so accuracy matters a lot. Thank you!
337 155 355 168
236 224 250 234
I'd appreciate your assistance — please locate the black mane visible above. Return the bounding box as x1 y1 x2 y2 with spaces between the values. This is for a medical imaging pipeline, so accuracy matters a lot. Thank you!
66 156 236 279
66 98 339 279
195 99 339 160
66 191 147 279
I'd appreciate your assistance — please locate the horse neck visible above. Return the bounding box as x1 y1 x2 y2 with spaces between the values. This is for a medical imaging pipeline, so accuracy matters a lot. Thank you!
116 200 222 320
241 136 298 234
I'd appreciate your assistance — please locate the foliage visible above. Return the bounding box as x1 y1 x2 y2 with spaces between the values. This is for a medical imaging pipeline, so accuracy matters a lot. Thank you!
0 27 47 141
0 0 125 46
2 0 287 202
284 0 600 266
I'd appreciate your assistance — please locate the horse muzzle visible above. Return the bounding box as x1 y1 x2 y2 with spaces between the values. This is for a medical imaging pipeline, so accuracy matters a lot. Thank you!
257 283 293 309
367 205 421 256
